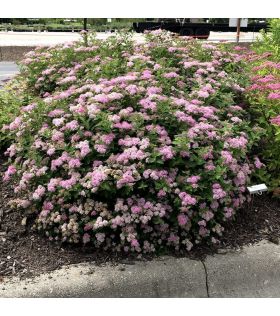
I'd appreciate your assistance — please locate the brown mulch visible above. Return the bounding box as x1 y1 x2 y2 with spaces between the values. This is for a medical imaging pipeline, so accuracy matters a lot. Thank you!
1 153 280 280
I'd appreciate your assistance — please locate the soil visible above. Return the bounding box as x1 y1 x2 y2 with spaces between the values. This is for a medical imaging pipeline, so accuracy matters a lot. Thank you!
1 153 280 281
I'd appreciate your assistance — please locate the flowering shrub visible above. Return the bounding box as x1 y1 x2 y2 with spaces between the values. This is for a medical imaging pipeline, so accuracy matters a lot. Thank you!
2 31 262 252
0 78 29 149
253 18 280 58
241 21 280 189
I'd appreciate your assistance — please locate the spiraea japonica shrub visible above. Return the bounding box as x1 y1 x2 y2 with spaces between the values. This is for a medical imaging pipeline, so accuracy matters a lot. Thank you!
2 31 262 252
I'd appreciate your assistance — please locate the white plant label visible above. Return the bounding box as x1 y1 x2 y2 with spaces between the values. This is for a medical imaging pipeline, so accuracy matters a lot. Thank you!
247 183 268 194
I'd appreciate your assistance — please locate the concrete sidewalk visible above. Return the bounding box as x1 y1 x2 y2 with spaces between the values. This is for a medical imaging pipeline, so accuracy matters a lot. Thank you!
1 240 280 298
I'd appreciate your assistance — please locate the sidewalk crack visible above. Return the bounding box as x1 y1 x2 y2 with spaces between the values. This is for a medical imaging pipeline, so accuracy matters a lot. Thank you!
201 260 210 298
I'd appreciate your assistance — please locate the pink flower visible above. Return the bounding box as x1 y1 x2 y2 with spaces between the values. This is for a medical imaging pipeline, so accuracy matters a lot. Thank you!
94 144 107 154
48 178 60 192
224 207 234 218
47 148 56 156
221 150 233 164
159 146 174 160
60 176 78 189
51 157 64 171
198 220 206 227
32 185 46 200
199 227 208 236
84 223 93 231
141 70 153 79
226 136 248 149
68 158 81 169
131 206 141 214
91 169 107 187
168 233 179 244
76 140 91 157
117 171 135 188
22 103 37 112
267 83 280 90
196 68 207 75
52 131 64 142
125 84 138 95
52 118 65 127
3 165 17 181
101 133 115 145
233 46 246 51
178 192 197 206
205 161 215 171
268 92 280 100
36 166 48 176
83 233 91 244
48 109 65 118
114 121 133 130
183 61 198 69
212 184 226 200
139 98 157 111
147 86 162 95
9 117 22 130
58 76 77 85
93 93 109 103
108 92 123 101
186 175 200 188
154 64 162 70
202 211 214 221
270 115 280 126
131 239 140 247
157 189 167 197
65 120 79 131
96 233 105 243
43 201 54 211
197 90 209 98
178 214 188 226
254 157 264 169
163 72 179 78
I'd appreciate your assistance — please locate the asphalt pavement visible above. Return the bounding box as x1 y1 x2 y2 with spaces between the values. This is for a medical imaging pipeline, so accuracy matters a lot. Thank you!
0 62 19 87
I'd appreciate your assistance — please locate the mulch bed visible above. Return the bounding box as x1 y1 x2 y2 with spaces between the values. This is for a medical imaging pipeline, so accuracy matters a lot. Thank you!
1 153 280 281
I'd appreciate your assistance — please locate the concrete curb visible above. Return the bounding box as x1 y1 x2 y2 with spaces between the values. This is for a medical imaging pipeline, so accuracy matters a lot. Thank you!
1 240 280 297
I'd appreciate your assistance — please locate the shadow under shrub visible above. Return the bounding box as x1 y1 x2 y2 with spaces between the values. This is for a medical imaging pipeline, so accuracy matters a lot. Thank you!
2 31 262 253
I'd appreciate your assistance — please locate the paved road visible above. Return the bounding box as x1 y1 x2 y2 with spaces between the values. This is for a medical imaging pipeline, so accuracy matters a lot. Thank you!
0 31 262 46
0 62 19 88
